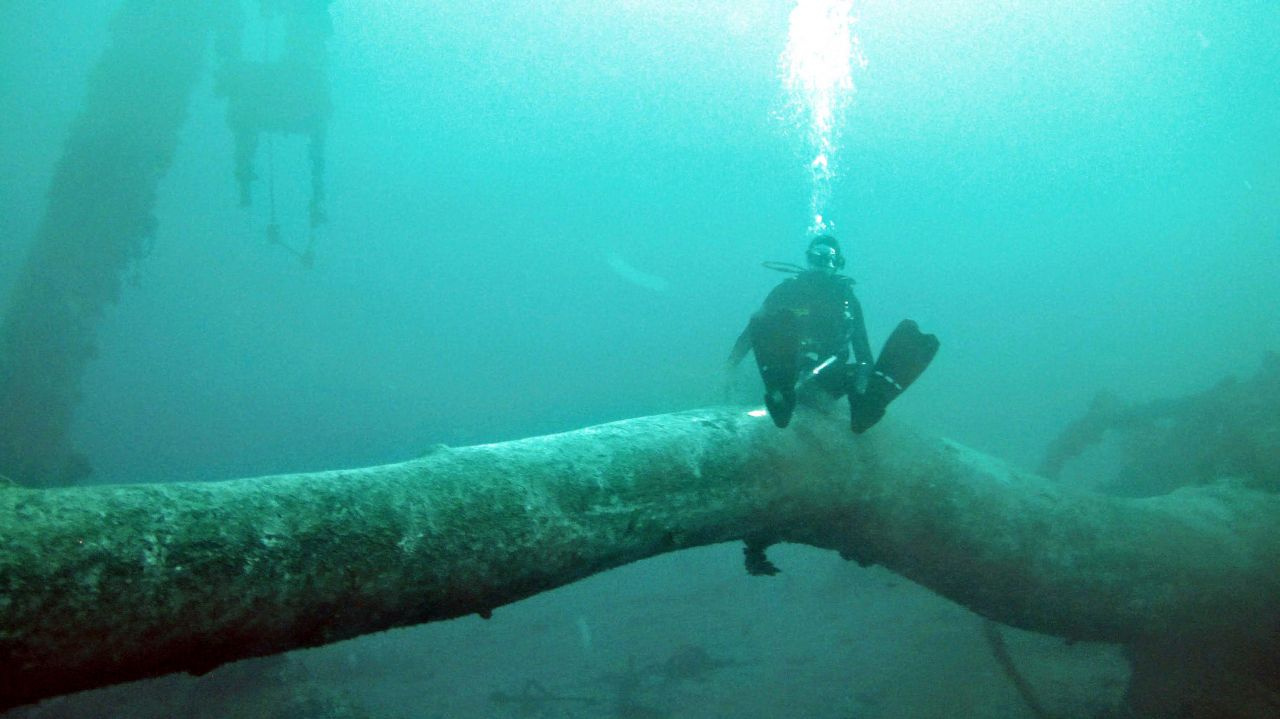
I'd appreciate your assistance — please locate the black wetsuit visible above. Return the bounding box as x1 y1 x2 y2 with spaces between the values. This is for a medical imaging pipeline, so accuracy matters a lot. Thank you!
728 270 873 427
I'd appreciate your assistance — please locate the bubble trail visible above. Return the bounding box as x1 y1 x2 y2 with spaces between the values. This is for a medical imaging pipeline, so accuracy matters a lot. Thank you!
780 0 866 234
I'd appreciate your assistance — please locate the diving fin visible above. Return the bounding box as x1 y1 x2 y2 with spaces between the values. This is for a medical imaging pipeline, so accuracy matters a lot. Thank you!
849 319 940 433
764 387 797 429
876 319 939 391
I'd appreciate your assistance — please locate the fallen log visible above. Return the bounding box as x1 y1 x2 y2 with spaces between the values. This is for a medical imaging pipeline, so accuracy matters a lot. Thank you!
3 407 1279 712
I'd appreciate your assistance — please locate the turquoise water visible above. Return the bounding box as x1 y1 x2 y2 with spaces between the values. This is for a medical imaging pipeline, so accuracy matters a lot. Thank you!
2 1 1277 480
1 1 1278 716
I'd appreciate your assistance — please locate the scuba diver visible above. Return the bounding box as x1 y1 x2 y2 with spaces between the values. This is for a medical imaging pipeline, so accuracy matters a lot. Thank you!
726 235 939 433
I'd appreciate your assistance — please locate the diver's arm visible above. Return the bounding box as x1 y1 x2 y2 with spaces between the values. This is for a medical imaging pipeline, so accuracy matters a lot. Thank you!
721 321 753 402
726 323 752 368
728 278 791 369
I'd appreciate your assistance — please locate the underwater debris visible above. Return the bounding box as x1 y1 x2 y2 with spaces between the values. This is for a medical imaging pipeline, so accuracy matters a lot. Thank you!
214 0 332 269
981 619 1061 719
595 656 672 719
598 656 649 704
1042 353 1280 495
488 679 599 718
216 3 332 188
594 647 737 717
1031 355 1280 716
648 644 736 684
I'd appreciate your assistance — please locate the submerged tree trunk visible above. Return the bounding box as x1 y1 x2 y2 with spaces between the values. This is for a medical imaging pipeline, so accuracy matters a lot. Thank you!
3 407 1278 713
0 1 220 487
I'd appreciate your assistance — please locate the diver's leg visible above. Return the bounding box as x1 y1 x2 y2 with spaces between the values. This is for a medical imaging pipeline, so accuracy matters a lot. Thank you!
813 356 856 397
848 378 890 434
749 311 800 428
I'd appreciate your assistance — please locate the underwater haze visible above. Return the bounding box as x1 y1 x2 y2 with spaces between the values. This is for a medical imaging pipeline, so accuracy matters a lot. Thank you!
2 0 1279 717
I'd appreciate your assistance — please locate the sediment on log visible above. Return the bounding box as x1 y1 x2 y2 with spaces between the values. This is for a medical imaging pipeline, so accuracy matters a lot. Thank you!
3 407 1279 711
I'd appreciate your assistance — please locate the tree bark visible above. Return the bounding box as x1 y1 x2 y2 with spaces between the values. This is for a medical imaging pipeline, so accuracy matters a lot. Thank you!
2 407 1279 712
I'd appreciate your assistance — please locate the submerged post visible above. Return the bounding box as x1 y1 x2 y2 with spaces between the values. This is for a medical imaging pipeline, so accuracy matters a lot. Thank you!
0 1 222 487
